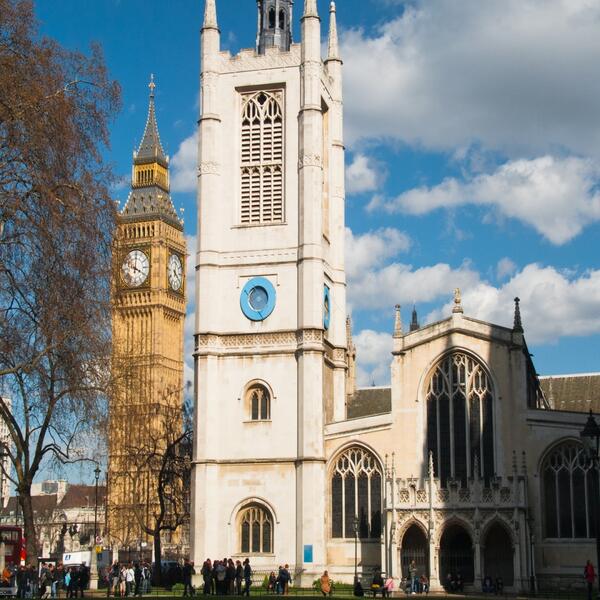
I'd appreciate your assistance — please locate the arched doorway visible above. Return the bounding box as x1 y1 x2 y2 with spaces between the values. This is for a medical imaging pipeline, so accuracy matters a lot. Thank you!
439 524 474 584
483 523 514 585
400 524 429 579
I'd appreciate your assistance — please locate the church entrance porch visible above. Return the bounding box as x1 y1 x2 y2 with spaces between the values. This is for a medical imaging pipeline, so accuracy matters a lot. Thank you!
482 523 514 587
439 524 474 587
400 524 429 580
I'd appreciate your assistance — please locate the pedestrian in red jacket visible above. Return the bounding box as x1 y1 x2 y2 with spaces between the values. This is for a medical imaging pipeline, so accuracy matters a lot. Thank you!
585 560 596 600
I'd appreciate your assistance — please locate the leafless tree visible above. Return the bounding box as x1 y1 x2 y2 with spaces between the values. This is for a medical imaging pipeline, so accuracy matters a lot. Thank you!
121 392 192 585
0 0 121 562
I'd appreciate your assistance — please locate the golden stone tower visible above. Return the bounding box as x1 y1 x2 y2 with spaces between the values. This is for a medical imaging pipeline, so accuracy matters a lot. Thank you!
108 77 186 548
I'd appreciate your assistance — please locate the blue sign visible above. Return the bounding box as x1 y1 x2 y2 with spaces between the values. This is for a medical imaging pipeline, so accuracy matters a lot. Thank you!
303 544 313 563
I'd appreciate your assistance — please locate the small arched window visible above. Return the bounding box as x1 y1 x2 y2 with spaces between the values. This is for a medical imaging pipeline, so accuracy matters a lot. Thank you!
426 352 494 487
331 446 382 539
247 384 270 420
279 10 286 30
268 8 276 29
542 441 597 539
240 504 273 554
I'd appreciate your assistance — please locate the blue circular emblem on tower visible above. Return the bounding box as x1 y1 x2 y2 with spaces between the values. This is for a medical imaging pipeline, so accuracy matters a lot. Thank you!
241 277 276 321
323 285 331 330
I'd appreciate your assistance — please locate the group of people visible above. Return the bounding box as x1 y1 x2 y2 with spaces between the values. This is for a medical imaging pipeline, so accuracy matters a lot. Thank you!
10 562 89 599
199 558 252 596
481 575 503 594
444 572 465 593
266 565 293 595
106 562 152 597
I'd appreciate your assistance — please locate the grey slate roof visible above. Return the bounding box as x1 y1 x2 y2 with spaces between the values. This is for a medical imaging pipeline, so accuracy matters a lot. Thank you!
347 387 392 419
121 188 181 229
539 373 600 413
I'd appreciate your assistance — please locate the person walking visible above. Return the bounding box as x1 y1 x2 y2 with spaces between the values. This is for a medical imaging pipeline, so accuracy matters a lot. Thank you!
78 563 89 598
235 561 243 596
133 563 142 597
585 560 596 600
320 571 332 597
201 560 212 596
242 559 252 597
183 559 195 597
409 561 418 594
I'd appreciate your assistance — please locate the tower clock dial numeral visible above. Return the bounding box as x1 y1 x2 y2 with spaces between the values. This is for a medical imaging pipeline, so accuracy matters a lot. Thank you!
168 254 183 291
121 250 150 288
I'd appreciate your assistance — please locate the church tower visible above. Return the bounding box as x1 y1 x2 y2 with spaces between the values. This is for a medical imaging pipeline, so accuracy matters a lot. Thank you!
256 0 293 54
108 78 187 548
192 0 346 582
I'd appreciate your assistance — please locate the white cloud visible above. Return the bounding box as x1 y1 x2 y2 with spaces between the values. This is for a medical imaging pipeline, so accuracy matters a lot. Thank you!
345 226 411 281
426 264 600 344
496 258 517 280
354 330 393 387
342 0 600 157
346 153 385 195
373 156 600 245
171 132 198 193
351 262 600 384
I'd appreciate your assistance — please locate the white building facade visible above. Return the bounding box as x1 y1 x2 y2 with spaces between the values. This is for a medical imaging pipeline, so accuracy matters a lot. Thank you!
191 1 598 592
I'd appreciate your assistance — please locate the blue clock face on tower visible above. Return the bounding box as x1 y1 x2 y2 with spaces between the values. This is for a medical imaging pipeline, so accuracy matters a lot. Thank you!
323 285 331 330
241 277 276 321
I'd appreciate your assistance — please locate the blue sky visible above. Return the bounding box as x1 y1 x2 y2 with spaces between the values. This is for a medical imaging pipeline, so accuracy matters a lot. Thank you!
36 0 600 389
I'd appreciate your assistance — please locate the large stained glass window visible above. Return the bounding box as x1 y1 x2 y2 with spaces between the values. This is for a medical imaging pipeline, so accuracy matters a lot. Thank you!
331 447 382 539
426 353 494 487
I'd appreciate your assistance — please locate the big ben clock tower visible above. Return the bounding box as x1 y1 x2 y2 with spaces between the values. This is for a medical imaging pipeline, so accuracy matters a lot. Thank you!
108 77 187 548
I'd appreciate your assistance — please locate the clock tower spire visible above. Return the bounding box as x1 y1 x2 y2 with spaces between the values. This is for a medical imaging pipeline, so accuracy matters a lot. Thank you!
108 77 187 551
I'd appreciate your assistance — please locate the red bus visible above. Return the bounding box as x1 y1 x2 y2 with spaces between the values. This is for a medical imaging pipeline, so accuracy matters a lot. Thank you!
0 526 25 567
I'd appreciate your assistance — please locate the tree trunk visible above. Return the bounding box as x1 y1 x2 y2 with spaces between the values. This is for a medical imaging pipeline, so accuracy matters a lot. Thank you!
19 485 37 566
153 532 162 586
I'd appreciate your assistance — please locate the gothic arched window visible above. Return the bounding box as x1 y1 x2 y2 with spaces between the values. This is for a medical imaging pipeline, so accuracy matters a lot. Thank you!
426 353 494 487
239 504 273 554
268 8 276 29
247 384 270 420
542 441 597 539
331 446 382 539
279 10 286 30
240 90 284 224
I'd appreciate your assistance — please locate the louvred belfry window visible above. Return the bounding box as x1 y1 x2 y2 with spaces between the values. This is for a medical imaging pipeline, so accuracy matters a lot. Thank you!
240 90 284 224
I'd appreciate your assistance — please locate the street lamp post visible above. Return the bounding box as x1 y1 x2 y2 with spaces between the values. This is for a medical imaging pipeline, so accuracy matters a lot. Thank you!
93 466 101 545
353 515 360 585
90 466 101 591
580 410 600 598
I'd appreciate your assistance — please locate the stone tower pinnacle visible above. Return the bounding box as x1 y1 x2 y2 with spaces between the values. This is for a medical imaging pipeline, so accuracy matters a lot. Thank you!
257 0 293 54
327 2 340 61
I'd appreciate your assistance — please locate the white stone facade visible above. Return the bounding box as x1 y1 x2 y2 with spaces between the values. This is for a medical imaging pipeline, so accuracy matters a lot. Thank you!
191 1 596 593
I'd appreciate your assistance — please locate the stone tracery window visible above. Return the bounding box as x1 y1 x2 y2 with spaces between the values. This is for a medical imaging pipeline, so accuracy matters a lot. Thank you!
426 353 494 487
331 446 382 539
247 384 270 420
239 504 273 554
240 90 284 224
542 441 597 539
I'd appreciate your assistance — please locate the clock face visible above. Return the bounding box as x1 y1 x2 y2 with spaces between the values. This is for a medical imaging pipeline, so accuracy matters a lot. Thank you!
121 250 149 288
323 285 331 330
240 277 276 321
168 254 183 291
